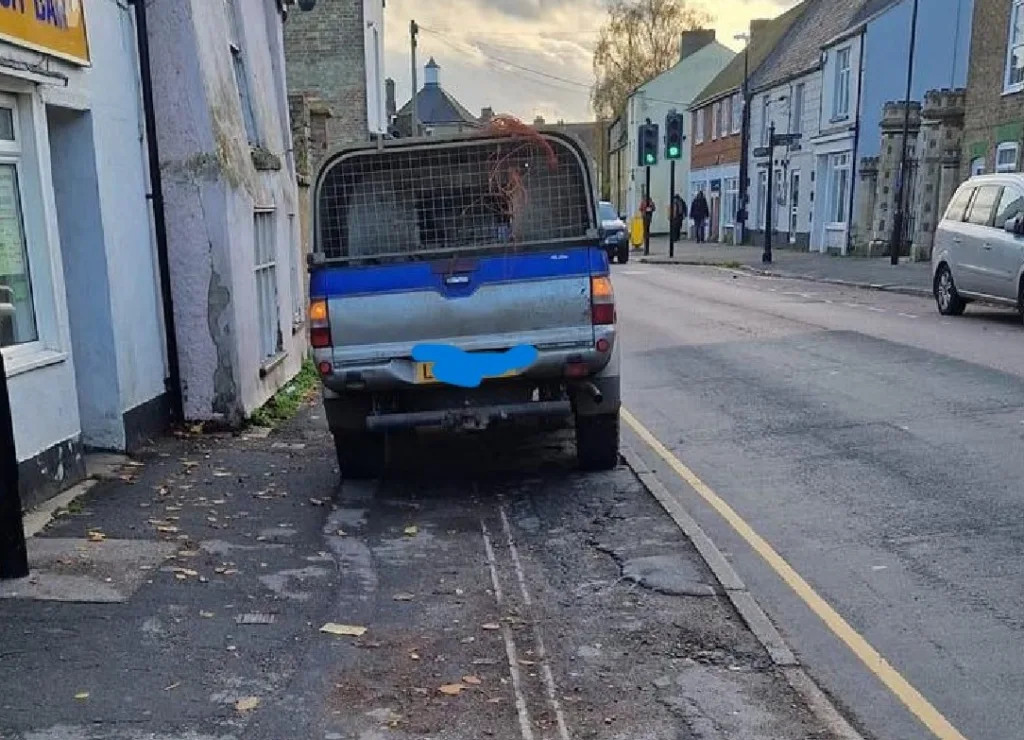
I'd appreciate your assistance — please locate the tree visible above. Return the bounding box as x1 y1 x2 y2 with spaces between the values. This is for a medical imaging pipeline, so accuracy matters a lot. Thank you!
592 0 714 119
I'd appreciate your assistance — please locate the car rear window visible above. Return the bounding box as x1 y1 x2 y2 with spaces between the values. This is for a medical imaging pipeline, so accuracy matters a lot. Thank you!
944 186 974 222
966 186 1001 226
599 203 617 222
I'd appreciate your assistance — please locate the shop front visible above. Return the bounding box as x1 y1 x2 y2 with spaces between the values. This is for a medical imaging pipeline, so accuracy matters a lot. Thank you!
1 0 170 507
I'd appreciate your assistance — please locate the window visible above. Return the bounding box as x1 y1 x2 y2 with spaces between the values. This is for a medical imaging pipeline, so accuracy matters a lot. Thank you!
792 83 805 135
711 102 720 140
723 177 739 226
996 142 1019 173
720 98 731 138
760 96 770 145
966 186 1001 226
0 98 38 349
731 93 743 134
254 210 280 362
694 109 705 144
996 187 1024 228
827 152 851 223
945 186 974 221
970 157 986 176
226 0 258 143
833 47 852 119
1005 0 1024 92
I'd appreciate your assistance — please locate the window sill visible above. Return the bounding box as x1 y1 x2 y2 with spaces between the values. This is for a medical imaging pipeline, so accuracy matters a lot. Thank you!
259 350 288 379
2 347 68 378
1002 83 1024 97
830 114 850 124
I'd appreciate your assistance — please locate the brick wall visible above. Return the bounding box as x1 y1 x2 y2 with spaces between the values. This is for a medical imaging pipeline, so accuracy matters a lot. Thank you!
284 0 367 150
962 0 1024 176
691 105 742 169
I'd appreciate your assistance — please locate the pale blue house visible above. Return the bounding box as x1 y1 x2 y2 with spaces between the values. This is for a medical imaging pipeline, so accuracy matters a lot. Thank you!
813 0 975 253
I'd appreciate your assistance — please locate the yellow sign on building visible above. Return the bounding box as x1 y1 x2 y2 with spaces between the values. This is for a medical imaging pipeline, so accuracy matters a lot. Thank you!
0 0 90 66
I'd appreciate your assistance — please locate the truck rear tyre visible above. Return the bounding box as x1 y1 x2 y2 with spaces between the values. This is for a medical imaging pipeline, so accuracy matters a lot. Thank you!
575 413 620 471
332 430 385 480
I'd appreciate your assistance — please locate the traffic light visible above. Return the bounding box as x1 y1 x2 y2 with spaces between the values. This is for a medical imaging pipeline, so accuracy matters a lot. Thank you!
665 112 684 160
638 123 659 167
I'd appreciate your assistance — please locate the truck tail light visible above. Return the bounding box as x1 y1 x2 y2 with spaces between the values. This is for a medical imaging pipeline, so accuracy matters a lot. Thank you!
309 299 332 348
590 276 615 326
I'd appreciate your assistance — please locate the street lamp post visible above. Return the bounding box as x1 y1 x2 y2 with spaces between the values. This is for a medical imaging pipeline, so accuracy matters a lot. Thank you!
735 32 751 246
888 0 920 266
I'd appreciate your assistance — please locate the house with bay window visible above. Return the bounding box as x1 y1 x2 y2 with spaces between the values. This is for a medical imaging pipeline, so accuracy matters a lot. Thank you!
746 0 875 253
688 8 805 244
811 0 973 254
961 0 1024 179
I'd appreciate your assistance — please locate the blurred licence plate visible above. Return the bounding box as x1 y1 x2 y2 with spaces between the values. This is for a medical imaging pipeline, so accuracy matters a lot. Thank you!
414 362 521 385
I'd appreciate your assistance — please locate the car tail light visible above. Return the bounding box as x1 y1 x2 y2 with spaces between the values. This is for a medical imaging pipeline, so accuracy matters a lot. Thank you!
309 299 331 348
591 276 615 326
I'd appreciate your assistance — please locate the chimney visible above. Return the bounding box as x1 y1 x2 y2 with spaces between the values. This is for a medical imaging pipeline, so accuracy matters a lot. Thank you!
385 78 396 119
533 115 546 126
749 19 771 45
480 106 494 123
424 57 440 86
680 29 716 62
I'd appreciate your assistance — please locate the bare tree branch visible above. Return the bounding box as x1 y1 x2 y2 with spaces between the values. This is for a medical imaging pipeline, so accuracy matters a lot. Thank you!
591 0 714 119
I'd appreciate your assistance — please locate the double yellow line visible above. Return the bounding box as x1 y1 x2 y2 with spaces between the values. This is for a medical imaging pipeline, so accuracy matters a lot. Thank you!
622 407 968 740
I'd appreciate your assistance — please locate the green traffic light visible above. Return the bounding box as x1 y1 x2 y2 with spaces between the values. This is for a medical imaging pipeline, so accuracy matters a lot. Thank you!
668 146 680 158
645 154 655 164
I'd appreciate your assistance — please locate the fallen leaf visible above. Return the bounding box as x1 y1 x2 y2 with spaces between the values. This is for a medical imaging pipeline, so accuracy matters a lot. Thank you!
393 592 415 602
87 531 106 543
148 519 173 527
481 623 500 631
308 498 325 507
174 573 187 581
320 623 367 637
487 697 502 704
235 696 260 712
409 652 421 660
173 568 199 577
164 682 181 691
199 611 215 618
438 684 465 696
177 549 199 558
74 692 90 701
335 529 347 537
404 525 418 536
213 470 231 478
157 525 179 534
472 658 498 666
462 675 482 685
518 659 536 666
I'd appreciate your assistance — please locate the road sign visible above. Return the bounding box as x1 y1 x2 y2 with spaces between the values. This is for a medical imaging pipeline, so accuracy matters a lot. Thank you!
753 146 771 158
771 133 803 145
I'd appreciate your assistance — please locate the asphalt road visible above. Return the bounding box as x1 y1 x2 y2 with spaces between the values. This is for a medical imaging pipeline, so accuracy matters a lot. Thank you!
615 263 1024 740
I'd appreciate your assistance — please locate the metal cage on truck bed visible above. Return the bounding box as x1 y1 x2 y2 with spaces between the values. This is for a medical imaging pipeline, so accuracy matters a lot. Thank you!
312 131 598 263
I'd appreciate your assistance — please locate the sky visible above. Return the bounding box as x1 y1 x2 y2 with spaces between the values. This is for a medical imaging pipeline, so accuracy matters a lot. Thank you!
383 0 797 124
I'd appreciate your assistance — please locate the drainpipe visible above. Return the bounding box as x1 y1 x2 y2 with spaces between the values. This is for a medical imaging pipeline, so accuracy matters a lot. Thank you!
846 29 866 256
129 0 184 424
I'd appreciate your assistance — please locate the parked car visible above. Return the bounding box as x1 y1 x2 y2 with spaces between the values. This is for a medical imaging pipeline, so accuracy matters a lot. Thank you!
309 131 621 479
932 173 1024 319
598 201 629 264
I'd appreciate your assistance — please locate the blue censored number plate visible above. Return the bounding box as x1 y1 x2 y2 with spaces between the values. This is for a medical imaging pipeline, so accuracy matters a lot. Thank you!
414 362 520 385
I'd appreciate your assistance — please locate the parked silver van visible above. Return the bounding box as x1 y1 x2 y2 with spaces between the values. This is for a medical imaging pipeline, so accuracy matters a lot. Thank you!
932 173 1024 319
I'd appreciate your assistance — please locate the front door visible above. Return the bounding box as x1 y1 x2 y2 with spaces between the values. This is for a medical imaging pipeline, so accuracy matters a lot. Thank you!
789 170 800 244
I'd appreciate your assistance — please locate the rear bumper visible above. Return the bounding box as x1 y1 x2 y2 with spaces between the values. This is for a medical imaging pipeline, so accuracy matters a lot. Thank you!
365 400 572 431
317 329 615 394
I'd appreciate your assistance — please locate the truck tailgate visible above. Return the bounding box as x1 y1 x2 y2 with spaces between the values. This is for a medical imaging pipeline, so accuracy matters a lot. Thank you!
312 247 602 364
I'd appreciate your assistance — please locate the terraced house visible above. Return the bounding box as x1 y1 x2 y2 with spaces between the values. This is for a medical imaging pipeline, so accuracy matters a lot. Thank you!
962 0 1024 177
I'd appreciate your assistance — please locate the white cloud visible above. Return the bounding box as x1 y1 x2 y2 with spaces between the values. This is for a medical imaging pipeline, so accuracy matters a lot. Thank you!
383 0 799 122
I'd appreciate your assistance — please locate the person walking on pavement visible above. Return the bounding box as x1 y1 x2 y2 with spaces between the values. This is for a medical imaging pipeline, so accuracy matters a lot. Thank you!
640 192 656 242
691 190 710 243
670 194 688 242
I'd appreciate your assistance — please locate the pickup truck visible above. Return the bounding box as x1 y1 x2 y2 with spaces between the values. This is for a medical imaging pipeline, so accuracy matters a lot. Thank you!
308 127 620 478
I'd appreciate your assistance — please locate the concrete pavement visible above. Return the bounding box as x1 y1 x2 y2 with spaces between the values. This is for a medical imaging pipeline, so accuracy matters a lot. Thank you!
635 236 933 296
0 404 839 739
615 262 1024 740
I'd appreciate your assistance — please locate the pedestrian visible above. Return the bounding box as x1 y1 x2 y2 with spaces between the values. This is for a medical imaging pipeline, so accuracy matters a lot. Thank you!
670 194 688 241
640 192 656 241
691 190 709 244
